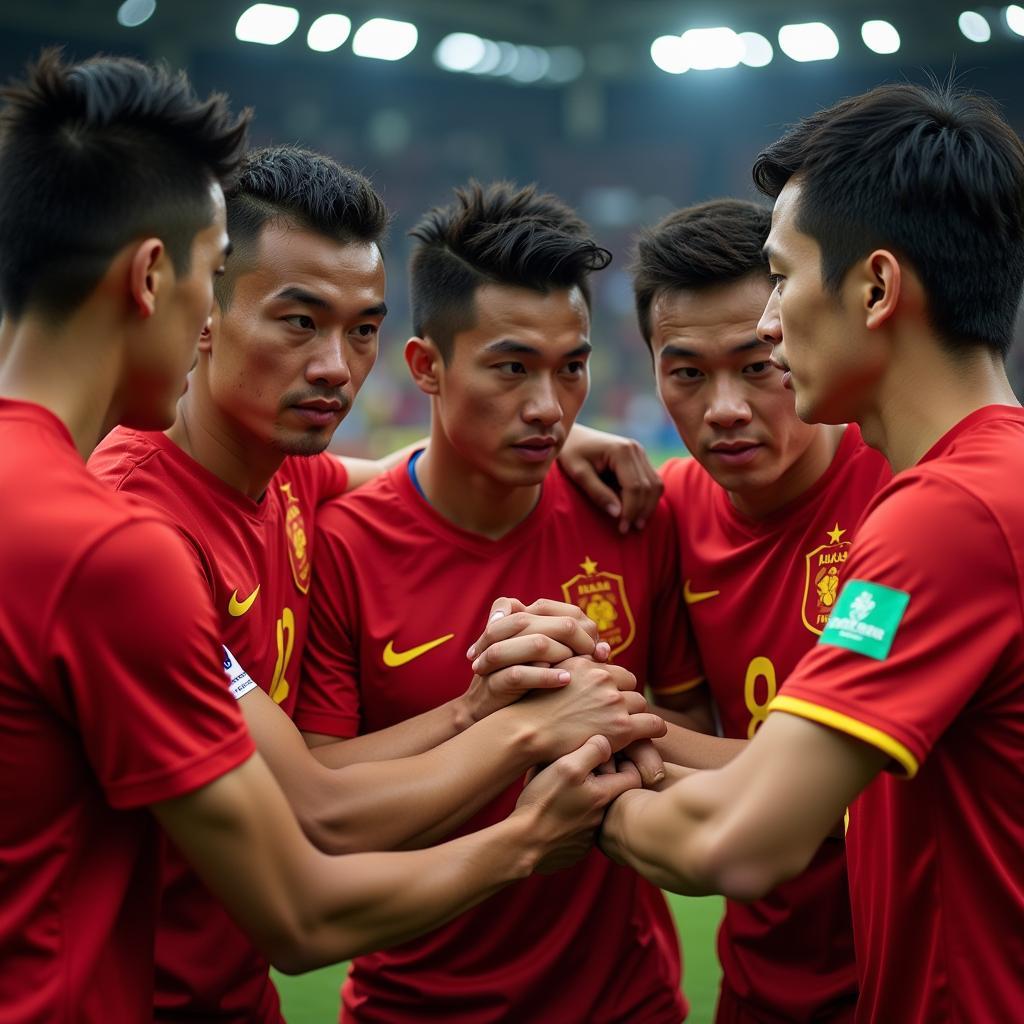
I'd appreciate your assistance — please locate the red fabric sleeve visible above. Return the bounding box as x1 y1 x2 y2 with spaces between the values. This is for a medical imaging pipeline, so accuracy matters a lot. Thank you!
774 475 1020 775
293 502 362 737
46 519 254 808
315 454 351 505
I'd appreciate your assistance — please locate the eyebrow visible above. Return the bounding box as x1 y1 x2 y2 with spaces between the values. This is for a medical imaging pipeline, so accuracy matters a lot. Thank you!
272 287 388 318
483 339 592 358
660 339 767 359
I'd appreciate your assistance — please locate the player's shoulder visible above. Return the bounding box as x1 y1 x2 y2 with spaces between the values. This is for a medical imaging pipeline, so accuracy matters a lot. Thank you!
88 425 166 489
658 453 716 505
316 458 408 535
278 451 349 504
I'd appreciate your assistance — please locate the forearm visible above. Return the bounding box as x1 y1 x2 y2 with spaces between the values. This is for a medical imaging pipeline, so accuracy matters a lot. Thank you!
304 708 540 853
307 696 471 767
654 721 747 770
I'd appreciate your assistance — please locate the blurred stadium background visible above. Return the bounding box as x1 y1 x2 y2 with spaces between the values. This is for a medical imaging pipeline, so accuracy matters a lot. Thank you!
4 3 1022 1018
3 0 1022 464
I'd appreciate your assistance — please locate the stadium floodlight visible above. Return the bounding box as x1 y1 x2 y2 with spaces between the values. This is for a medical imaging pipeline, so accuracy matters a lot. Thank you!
546 46 585 83
958 11 991 41
235 4 299 45
435 33 487 72
509 45 550 83
738 32 774 67
307 14 352 52
680 27 744 70
1005 5 1024 35
352 18 418 60
861 19 900 54
651 35 688 74
116 0 155 27
469 39 503 74
778 22 840 62
488 41 521 77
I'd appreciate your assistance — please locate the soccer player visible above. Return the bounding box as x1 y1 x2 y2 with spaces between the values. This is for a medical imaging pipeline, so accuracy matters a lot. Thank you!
296 182 694 1024
0 51 652 1024
596 83 1024 1022
631 198 893 1022
89 147 664 1022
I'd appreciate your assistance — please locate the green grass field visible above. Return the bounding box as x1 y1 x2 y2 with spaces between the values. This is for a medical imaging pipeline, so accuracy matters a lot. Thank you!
273 893 724 1022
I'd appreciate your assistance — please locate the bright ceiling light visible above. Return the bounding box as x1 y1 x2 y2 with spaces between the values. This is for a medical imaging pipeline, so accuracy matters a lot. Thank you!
651 35 688 74
958 11 991 41
307 14 351 52
738 32 774 67
509 45 550 83
778 22 840 62
861 19 901 54
680 27 744 70
117 0 155 27
235 4 299 45
352 18 418 60
1005 4 1024 35
435 33 487 72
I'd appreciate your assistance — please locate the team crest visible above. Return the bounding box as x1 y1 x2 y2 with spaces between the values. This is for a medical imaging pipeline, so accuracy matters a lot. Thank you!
561 556 635 659
279 482 311 595
802 522 850 636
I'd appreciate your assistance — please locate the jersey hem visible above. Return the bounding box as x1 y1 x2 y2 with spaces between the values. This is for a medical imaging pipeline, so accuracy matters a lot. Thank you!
650 675 705 696
292 711 360 739
768 694 918 777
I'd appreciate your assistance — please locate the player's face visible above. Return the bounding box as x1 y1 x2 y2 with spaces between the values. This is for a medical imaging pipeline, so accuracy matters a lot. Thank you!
760 180 880 424
652 274 823 497
434 283 591 488
207 224 385 456
122 182 229 431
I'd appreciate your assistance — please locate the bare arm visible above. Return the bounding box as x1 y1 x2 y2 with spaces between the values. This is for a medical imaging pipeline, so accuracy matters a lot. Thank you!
649 688 746 770
153 735 639 974
249 655 665 853
337 440 425 492
600 711 886 899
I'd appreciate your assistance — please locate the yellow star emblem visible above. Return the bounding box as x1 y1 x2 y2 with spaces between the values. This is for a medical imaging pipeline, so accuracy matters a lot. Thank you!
827 523 846 544
580 556 599 575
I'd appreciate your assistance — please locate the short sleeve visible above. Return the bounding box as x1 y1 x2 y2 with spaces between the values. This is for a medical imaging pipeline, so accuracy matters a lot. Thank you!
644 498 706 697
771 476 1019 776
293 501 362 738
47 519 254 808
313 454 350 505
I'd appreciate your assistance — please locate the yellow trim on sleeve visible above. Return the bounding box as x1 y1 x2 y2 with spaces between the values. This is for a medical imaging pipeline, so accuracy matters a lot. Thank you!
768 694 920 778
652 675 706 696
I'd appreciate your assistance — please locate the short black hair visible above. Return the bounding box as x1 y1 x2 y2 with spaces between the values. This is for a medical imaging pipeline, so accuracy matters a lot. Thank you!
217 145 389 307
753 81 1024 357
631 199 771 347
0 48 249 322
409 181 611 362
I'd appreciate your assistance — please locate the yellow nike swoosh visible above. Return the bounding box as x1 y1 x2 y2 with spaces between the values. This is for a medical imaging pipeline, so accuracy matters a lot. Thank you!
228 585 261 617
683 579 720 605
383 634 455 668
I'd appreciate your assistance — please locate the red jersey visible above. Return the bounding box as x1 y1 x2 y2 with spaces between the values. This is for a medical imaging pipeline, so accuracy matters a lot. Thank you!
772 406 1024 1024
660 425 892 1023
296 459 696 1024
89 427 348 1023
0 400 253 1024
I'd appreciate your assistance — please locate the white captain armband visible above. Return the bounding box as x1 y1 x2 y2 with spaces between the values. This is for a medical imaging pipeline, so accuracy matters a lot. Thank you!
222 645 258 700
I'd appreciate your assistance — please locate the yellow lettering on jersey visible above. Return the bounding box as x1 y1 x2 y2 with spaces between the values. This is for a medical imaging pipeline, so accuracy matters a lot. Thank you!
383 634 455 668
744 655 777 738
228 584 261 617
269 607 295 704
683 579 720 605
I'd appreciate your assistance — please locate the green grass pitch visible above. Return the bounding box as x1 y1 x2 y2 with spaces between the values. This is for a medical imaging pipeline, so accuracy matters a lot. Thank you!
273 893 724 1022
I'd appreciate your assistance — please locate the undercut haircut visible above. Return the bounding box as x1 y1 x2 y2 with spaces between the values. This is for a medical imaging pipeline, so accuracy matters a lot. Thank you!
409 181 612 362
631 199 771 348
0 48 249 322
217 145 389 307
753 81 1024 357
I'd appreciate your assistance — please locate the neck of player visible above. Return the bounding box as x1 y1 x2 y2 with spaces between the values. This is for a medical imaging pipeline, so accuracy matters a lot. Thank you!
0 311 125 460
857 337 1019 473
414 436 543 541
167 370 284 501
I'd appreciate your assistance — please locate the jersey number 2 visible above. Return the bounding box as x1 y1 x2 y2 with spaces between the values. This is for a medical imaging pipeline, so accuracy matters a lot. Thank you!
269 607 295 705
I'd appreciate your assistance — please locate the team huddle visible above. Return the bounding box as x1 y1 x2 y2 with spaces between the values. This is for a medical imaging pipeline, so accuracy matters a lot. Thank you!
1 48 1022 1024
